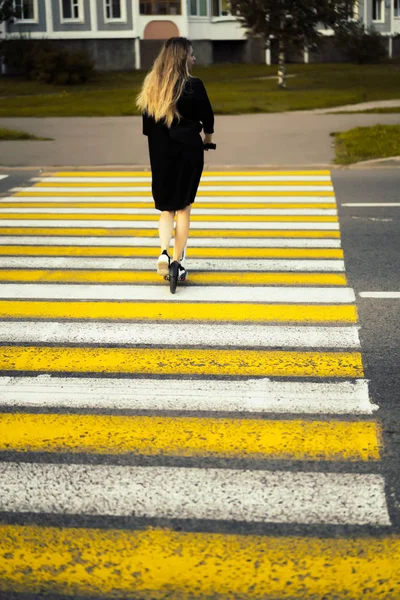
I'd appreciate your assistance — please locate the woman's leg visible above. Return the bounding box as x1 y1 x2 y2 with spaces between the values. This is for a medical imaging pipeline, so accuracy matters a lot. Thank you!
159 210 175 253
173 205 191 262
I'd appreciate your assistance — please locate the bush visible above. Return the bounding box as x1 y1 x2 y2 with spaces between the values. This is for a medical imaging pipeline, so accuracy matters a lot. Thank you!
335 21 387 64
0 38 94 84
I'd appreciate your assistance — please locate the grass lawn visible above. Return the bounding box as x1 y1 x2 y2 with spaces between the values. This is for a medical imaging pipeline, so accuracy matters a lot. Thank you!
332 124 400 164
0 127 53 140
0 62 400 117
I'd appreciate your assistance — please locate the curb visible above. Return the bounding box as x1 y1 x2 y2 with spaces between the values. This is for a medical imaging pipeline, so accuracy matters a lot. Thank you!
346 156 400 168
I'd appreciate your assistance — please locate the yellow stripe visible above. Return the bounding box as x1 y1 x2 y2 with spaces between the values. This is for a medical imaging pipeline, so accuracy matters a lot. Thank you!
53 170 332 176
0 246 344 258
14 190 335 197
0 213 338 222
1 526 398 598
0 347 364 377
34 181 333 188
0 227 342 238
0 270 347 286
0 414 380 461
0 301 357 322
1 201 337 209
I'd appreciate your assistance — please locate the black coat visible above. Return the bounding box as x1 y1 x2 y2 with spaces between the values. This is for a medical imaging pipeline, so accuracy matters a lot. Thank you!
142 77 214 212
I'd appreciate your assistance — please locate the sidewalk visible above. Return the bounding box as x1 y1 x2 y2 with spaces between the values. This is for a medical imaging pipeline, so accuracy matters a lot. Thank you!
0 111 399 167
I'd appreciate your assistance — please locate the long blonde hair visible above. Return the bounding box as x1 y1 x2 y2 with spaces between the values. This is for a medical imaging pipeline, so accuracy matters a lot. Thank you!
137 37 192 127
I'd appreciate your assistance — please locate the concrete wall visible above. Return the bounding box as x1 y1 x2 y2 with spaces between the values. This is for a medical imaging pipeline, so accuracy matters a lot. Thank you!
140 39 164 70
393 35 400 57
212 39 263 63
192 40 213 65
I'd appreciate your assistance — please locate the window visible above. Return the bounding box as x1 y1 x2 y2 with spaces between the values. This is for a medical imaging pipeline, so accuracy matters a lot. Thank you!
14 0 37 21
105 0 123 20
395 0 400 17
372 0 383 20
139 0 181 15
212 0 230 17
190 0 208 16
61 0 82 20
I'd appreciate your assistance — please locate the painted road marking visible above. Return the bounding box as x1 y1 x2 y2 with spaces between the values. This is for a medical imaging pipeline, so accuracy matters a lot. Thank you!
0 235 342 247
0 301 358 322
0 207 338 216
0 347 364 377
0 464 389 524
342 203 400 207
52 170 333 175
14 190 336 197
14 185 335 192
1 526 398 599
0 200 338 208
0 220 341 229
359 291 400 298
0 284 355 302
33 174 333 181
0 376 378 414
0 246 343 259
0 269 347 286
0 257 346 272
0 227 342 237
0 414 379 461
0 322 360 348
0 214 339 223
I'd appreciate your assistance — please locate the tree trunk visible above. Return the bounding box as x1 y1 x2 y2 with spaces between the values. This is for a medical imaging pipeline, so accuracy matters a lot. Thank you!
277 41 286 89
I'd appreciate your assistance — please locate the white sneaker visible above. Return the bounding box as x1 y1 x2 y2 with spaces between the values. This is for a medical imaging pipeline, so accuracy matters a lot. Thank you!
157 250 170 276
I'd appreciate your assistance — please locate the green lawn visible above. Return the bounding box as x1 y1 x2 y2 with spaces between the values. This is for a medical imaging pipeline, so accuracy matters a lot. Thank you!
1 63 400 117
332 124 400 164
0 127 52 140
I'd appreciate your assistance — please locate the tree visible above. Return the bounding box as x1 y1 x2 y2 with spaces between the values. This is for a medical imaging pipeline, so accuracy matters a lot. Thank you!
230 0 356 87
0 0 18 23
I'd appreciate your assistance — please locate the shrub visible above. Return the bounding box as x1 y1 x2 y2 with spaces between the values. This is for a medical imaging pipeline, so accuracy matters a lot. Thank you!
0 38 94 84
335 21 387 64
31 48 94 84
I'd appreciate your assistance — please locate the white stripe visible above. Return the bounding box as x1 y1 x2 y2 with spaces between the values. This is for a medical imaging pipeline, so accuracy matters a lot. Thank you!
0 220 340 230
0 322 360 348
0 376 378 414
0 257 346 271
359 292 400 298
5 196 336 204
0 236 342 248
33 176 332 183
342 203 400 207
0 207 338 216
0 284 355 302
14 185 334 192
0 463 390 525
0 175 8 181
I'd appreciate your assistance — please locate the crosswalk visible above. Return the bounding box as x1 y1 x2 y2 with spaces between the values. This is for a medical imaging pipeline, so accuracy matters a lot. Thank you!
0 170 399 598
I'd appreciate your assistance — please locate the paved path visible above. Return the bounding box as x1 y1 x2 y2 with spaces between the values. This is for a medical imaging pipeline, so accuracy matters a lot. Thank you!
0 169 398 598
0 112 399 167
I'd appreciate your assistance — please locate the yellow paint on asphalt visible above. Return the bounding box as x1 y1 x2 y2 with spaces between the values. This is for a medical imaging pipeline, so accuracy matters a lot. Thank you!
0 227 342 238
0 414 380 460
0 301 357 322
0 213 338 222
0 346 364 377
0 246 344 258
53 170 333 176
0 270 347 286
34 180 333 188
14 190 335 197
0 525 398 599
1 201 337 209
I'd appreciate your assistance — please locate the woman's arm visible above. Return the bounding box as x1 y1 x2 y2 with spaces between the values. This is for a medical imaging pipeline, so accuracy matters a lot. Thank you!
194 79 214 142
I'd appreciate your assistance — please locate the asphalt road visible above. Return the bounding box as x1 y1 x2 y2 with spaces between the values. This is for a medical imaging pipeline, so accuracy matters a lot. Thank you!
333 168 400 532
0 167 398 598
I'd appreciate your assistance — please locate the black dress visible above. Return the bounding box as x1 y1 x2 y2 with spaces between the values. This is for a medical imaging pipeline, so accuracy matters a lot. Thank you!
142 77 214 212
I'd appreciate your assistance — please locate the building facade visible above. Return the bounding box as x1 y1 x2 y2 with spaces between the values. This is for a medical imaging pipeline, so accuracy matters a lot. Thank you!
1 0 400 70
